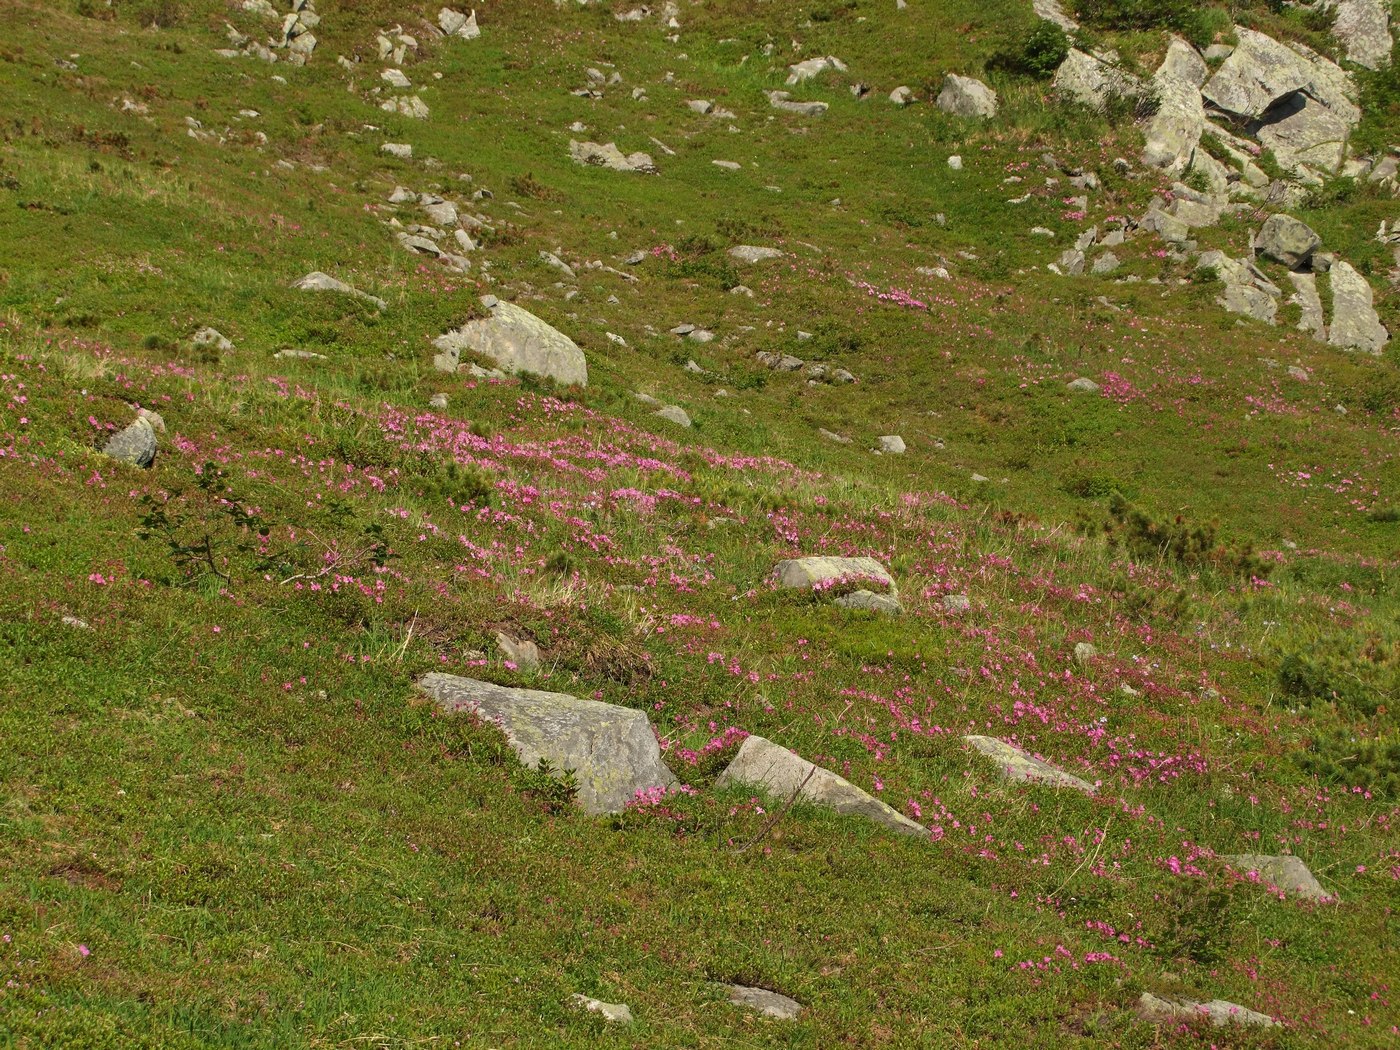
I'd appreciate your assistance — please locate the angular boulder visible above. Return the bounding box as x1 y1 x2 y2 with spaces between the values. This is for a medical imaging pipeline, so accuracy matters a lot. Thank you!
1287 272 1327 342
726 985 803 1020
101 415 159 468
568 140 656 174
1327 261 1388 354
786 55 846 85
1220 853 1333 901
1052 49 1142 111
936 74 997 118
417 673 675 815
438 7 481 40
1142 38 1208 172
433 298 589 385
716 735 926 837
773 556 895 595
1137 992 1277 1028
964 736 1097 794
1254 213 1321 270
1333 0 1392 71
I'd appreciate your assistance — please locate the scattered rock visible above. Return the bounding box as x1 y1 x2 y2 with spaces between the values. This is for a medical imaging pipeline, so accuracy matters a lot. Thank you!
726 985 803 1020
438 7 481 40
766 91 829 116
494 631 540 672
433 298 589 385
381 95 430 119
1221 853 1332 900
381 142 413 159
940 593 971 614
712 159 741 171
716 735 926 837
1053 49 1142 111
569 994 633 1024
1286 272 1326 341
569 140 656 174
1142 37 1208 172
101 414 159 468
1137 992 1277 1029
947 154 963 170
1327 260 1388 354
292 272 386 310
964 736 1097 794
418 673 676 815
381 67 411 89
833 589 903 615
877 435 906 454
773 556 895 595
1091 252 1120 274
1073 641 1098 663
192 327 232 352
1254 214 1321 270
787 55 847 85
273 349 327 361
728 245 784 264
654 404 692 427
936 74 997 118
1067 377 1100 392
429 392 450 409
890 85 913 106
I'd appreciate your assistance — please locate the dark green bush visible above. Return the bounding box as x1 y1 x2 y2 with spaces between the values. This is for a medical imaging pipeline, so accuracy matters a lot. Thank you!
1279 634 1399 719
1105 492 1269 580
990 20 1071 79
1297 729 1400 798
1154 881 1238 965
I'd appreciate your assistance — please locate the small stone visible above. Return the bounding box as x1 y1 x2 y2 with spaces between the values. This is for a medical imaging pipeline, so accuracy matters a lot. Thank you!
1137 992 1276 1029
964 736 1097 794
429 393 449 409
655 405 692 427
877 435 905 454
1067 377 1100 393
1073 642 1098 663
726 985 803 1020
494 631 541 672
947 154 963 170
1220 854 1333 901
101 416 158 468
192 327 233 352
569 995 633 1024
834 589 904 615
940 593 971 614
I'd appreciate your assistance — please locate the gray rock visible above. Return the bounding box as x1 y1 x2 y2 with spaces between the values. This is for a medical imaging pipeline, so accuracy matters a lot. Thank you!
936 74 997 118
433 298 588 385
292 271 386 310
1073 641 1098 663
1204 44 1235 61
940 593 971 614
381 142 413 160
1137 992 1277 1028
1057 249 1086 276
889 85 913 106
381 67 411 89
716 735 926 836
1053 48 1142 111
1033 0 1078 30
1287 272 1327 341
686 99 714 114
1327 260 1388 354
964 736 1097 794
381 95 430 119
1220 854 1333 900
1219 281 1279 324
273 349 327 361
819 428 851 444
1140 207 1191 244
569 995 632 1023
438 7 481 40
654 404 692 427
947 154 963 170
192 327 232 352
728 245 784 264
1333 0 1392 71
538 250 575 278
712 159 741 171
833 589 904 615
1143 38 1208 173
773 555 895 594
765 91 828 116
726 985 803 1020
877 434 906 454
418 673 676 815
429 392 450 409
1091 252 1120 274
101 415 158 468
569 140 656 174
1254 214 1321 269
494 631 541 672
786 55 847 85
1067 376 1100 392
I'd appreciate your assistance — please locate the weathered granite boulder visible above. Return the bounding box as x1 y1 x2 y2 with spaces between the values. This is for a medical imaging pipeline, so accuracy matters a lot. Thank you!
1137 992 1277 1028
438 7 481 40
293 271 387 309
964 736 1097 793
833 589 904 615
433 298 588 385
1254 214 1321 269
728 245 784 264
1142 38 1209 172
417 673 675 814
936 74 997 118
569 995 632 1023
773 556 895 594
716 735 926 836
569 140 656 173
1327 261 1389 354
726 985 803 1020
1287 272 1327 341
1220 853 1333 901
1333 0 1392 71
1053 49 1142 110
101 414 159 468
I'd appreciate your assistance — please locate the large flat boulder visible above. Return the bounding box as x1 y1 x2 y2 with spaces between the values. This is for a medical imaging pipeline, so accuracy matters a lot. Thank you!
1052 49 1141 111
716 735 926 837
1137 992 1277 1028
1327 261 1388 354
964 736 1097 793
772 556 895 594
1221 854 1333 901
417 673 675 814
433 298 589 385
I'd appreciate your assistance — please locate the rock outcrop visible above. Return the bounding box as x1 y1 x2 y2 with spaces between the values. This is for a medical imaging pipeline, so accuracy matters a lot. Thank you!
1142 38 1209 172
433 298 589 385
417 673 675 815
1327 260 1389 353
1333 0 1392 71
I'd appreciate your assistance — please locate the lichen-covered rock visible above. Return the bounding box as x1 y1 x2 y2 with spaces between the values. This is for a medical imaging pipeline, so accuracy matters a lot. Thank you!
716 735 926 836
1333 0 1392 71
101 415 158 468
1327 261 1388 354
432 298 588 385
1287 272 1326 342
833 589 903 615
936 74 997 118
728 245 784 264
1053 50 1143 110
964 736 1097 794
417 673 675 815
1254 213 1321 269
726 985 803 1020
773 556 895 594
1220 853 1333 901
569 994 632 1023
1137 992 1277 1028
765 91 829 116
292 271 386 310
1142 38 1208 172
568 139 656 173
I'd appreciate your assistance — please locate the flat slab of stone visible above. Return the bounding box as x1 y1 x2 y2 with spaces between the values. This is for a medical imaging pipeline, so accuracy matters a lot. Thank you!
716 735 926 837
417 673 675 814
726 985 803 1020
728 245 784 264
432 298 588 385
773 556 894 595
964 736 1096 794
292 271 386 310
1138 992 1277 1028
1220 854 1333 901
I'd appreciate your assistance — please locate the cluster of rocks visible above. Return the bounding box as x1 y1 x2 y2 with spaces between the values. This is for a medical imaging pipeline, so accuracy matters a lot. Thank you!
569 139 657 173
383 184 490 273
218 0 318 64
754 350 856 386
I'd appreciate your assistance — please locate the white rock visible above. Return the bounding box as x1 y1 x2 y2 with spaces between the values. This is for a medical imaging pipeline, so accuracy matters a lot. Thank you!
935 74 997 118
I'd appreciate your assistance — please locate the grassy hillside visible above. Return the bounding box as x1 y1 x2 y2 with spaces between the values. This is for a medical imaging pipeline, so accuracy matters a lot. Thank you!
1 0 1398 1046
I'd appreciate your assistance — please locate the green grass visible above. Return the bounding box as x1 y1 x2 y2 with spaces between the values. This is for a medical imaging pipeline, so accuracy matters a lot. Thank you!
1 0 1399 1046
